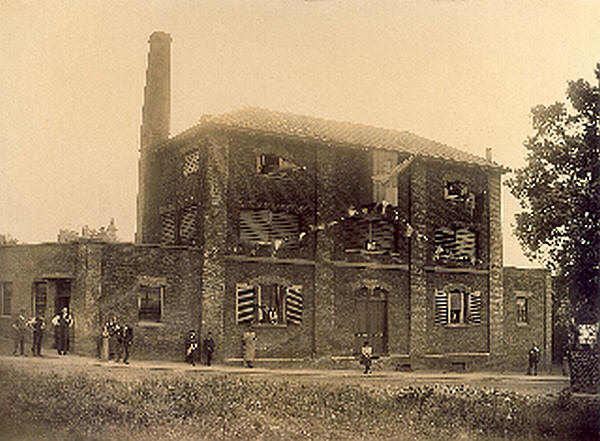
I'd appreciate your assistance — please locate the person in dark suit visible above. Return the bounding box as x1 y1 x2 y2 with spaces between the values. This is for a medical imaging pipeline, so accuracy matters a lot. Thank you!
12 310 28 356
29 314 46 356
53 307 73 355
116 323 133 364
528 343 540 375
203 332 215 366
185 330 199 366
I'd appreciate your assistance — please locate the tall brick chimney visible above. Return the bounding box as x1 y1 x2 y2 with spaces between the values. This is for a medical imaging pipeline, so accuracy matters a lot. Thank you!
136 31 171 243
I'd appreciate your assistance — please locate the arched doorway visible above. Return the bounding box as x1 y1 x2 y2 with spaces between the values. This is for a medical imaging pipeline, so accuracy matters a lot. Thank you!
354 286 388 355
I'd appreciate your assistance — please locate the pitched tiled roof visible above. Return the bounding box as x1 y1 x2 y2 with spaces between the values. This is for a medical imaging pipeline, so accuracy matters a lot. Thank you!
184 106 504 169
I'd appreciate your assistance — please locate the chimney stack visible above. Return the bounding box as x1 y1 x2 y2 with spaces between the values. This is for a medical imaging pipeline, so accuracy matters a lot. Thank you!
141 31 172 149
137 31 171 243
485 147 492 162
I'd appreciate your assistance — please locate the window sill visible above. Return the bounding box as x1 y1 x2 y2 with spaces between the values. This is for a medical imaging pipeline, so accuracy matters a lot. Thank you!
254 323 287 329
517 322 529 327
138 321 165 328
444 324 472 328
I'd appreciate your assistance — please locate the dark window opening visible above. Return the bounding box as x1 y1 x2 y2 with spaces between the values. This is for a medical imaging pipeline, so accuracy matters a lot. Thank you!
138 286 163 322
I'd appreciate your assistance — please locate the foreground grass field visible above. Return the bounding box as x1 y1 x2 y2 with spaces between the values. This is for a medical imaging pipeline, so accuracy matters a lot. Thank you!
0 360 597 441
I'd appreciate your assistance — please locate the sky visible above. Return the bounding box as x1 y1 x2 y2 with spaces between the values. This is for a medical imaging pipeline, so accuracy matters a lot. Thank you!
1 0 599 267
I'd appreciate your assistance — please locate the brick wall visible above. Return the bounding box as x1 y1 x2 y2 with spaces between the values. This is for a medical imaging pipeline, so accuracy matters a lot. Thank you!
224 261 314 359
100 243 203 361
503 267 552 372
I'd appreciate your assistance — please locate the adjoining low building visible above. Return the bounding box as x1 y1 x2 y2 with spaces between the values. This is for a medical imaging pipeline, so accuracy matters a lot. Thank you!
0 32 551 371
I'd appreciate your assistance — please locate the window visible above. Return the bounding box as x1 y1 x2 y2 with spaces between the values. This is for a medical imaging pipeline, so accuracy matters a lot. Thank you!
34 282 47 316
240 210 299 246
183 150 200 176
435 287 481 326
343 217 396 253
256 153 302 176
444 180 469 201
160 204 197 245
434 227 476 264
516 297 528 324
138 286 164 322
236 283 303 326
0 282 12 316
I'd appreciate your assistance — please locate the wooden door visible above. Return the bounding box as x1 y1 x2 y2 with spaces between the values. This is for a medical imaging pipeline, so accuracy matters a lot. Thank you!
354 287 388 355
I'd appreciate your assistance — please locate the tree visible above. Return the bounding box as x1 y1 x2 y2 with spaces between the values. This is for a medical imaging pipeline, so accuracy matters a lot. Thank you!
506 64 600 324
0 233 19 245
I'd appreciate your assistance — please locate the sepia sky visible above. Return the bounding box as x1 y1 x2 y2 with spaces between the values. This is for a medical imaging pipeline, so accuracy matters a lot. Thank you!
1 0 599 267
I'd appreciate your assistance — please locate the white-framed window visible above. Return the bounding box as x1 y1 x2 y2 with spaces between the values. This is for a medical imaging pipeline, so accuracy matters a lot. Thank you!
183 150 200 176
138 285 164 323
240 210 299 246
516 297 528 324
0 282 12 316
435 287 481 326
236 283 303 326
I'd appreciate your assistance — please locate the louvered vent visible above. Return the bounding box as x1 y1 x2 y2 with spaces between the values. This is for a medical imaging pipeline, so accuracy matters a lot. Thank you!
183 151 200 176
179 205 197 245
434 290 448 325
286 285 303 325
236 284 256 324
160 211 176 245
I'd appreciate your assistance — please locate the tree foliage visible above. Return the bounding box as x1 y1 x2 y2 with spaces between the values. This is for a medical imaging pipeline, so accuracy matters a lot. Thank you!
506 65 600 323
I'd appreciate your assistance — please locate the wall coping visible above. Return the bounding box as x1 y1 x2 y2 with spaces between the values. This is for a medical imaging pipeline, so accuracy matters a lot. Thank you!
225 255 315 266
424 266 489 275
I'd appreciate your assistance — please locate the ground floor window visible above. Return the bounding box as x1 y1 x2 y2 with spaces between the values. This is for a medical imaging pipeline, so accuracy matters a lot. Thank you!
34 282 47 316
236 283 303 326
435 286 481 326
138 286 164 322
516 296 528 324
0 281 12 316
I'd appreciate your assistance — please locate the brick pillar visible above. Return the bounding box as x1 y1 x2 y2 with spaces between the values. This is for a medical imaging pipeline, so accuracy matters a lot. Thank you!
409 159 428 367
488 171 504 361
200 134 228 360
71 243 103 356
313 146 336 357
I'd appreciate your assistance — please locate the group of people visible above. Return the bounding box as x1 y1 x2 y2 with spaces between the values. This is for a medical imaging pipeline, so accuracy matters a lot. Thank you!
11 307 73 357
185 329 215 366
103 316 133 364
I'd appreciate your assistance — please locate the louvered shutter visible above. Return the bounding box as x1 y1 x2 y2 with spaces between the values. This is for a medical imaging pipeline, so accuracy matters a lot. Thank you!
179 205 197 245
236 284 256 324
434 290 448 325
434 228 455 259
455 228 476 262
286 285 303 325
469 291 481 324
160 210 176 244
183 151 200 176
240 210 271 243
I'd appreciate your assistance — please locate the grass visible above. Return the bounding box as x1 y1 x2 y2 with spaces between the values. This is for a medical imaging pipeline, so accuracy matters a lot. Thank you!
0 361 598 441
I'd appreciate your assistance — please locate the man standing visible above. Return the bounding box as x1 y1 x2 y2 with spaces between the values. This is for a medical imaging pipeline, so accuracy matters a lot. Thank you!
116 323 133 364
29 314 46 356
242 327 256 368
105 315 121 361
185 330 199 366
360 341 373 374
12 309 28 356
203 332 215 366
528 342 540 375
54 307 73 355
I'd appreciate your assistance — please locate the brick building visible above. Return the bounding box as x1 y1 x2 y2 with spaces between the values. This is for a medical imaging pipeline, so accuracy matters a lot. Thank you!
0 32 551 371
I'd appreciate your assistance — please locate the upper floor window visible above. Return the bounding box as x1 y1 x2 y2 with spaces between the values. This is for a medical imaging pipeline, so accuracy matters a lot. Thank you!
343 217 396 254
434 227 476 264
256 153 302 176
183 150 200 176
0 281 12 316
435 287 481 326
516 296 528 324
236 283 303 326
160 204 197 246
240 210 299 246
